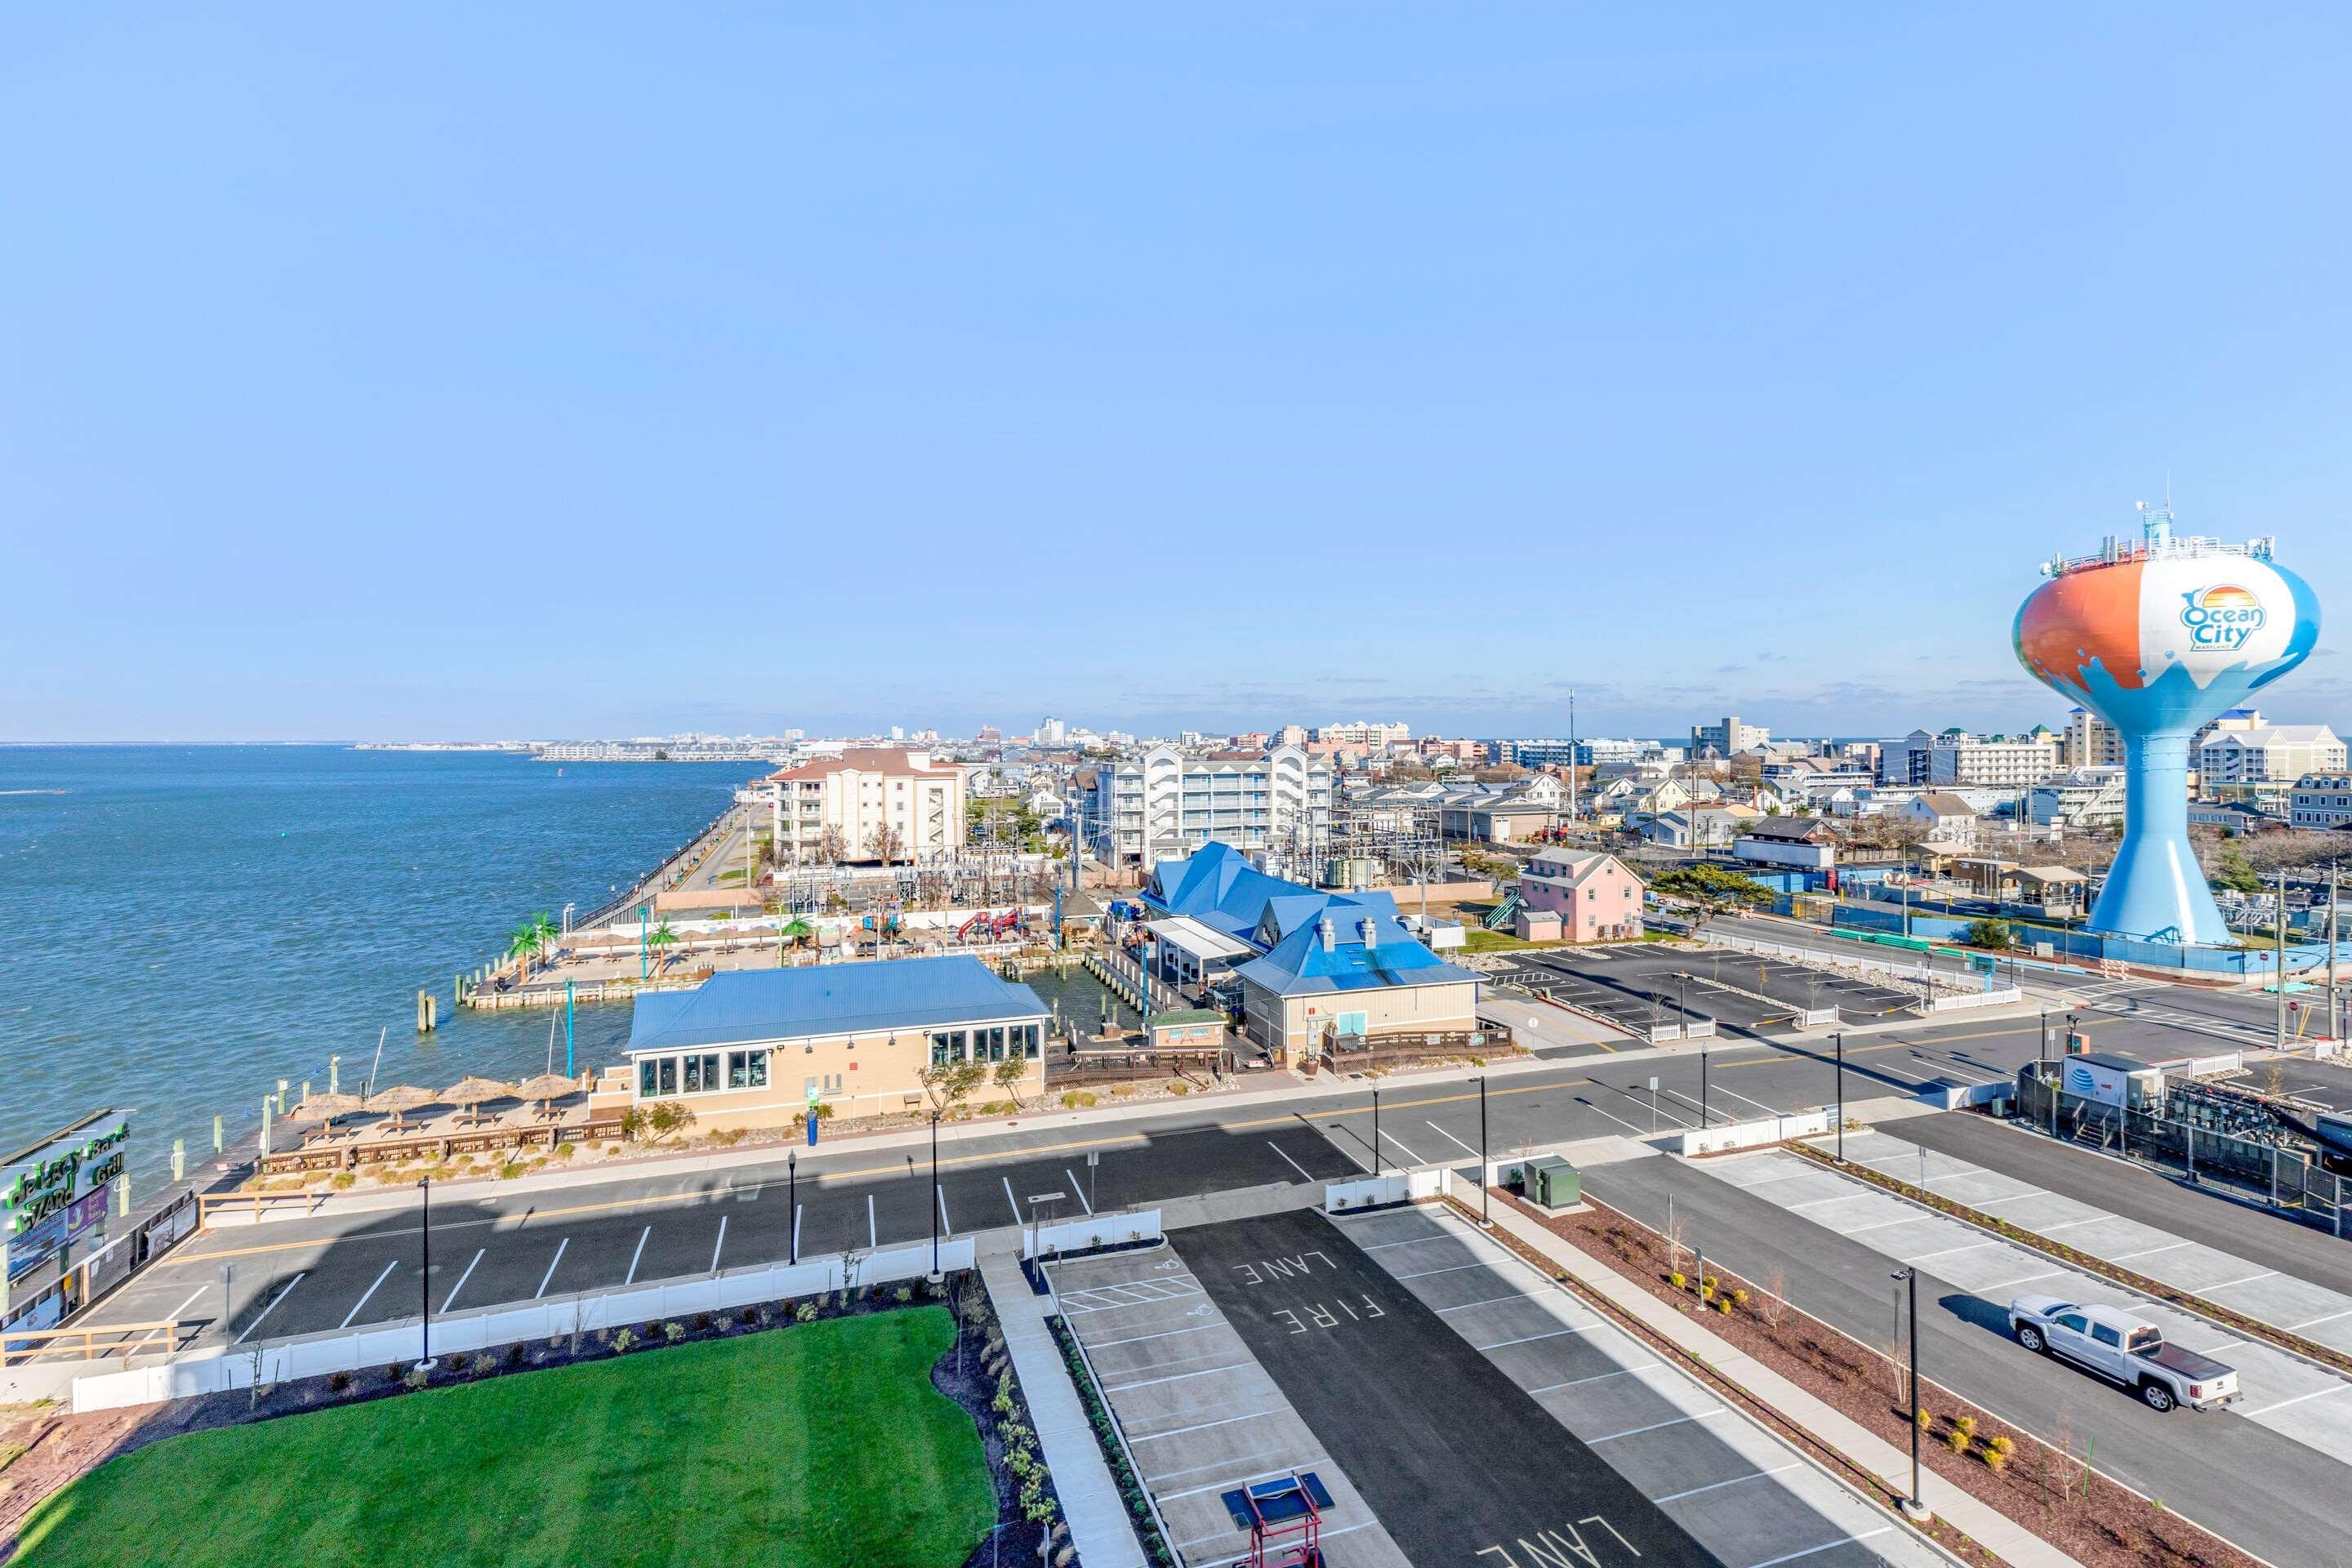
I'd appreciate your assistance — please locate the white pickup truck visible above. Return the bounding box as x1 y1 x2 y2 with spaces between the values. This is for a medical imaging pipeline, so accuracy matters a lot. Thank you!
2008 1294 2240 1413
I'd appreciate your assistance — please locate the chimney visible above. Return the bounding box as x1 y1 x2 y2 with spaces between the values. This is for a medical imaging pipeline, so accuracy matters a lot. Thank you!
1318 916 1336 952
1358 916 1379 948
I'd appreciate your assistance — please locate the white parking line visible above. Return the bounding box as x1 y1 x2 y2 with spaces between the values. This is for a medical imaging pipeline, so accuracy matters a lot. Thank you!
1086 1321 1226 1351
1747 1527 1895 1568
338 1262 400 1330
1527 1362 1659 1394
623 1226 651 1285
938 1185 953 1236
1984 1271 2065 1294
1575 1098 1651 1137
2239 1383 2349 1419
868 1194 878 1249
234 1273 306 1345
1267 1142 1316 1182
2109 1241 2196 1263
1393 1262 1491 1281
1439 1292 1551 1315
793 1205 803 1259
136 1285 212 1351
1003 1175 1023 1224
1474 1325 1601 1350
535 1238 569 1298
1902 1240 2001 1264
2203 1270 2278 1293
1654 1462 1800 1503
1377 1128 1424 1165
1590 1408 1726 1443
1067 1169 1093 1214
1713 1085 1783 1116
2292 1307 2352 1330
437 1250 484 1314
1426 1120 1483 1160
710 1216 728 1273
1102 1362 1251 1393
1128 1410 1282 1443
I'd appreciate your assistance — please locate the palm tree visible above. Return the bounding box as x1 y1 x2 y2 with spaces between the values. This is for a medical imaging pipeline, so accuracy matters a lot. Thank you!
648 918 681 973
507 920 545 982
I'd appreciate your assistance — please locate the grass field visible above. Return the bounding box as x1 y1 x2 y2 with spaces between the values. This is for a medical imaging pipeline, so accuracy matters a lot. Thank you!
14 1307 993 1568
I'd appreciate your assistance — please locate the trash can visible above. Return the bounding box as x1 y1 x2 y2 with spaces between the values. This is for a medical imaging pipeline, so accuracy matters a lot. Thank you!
1524 1154 1581 1209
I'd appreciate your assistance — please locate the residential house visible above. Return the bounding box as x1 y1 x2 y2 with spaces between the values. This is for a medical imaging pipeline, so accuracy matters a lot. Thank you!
1517 850 1645 942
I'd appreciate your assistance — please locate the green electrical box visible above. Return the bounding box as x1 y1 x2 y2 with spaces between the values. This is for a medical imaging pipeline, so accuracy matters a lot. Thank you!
1523 1155 1581 1209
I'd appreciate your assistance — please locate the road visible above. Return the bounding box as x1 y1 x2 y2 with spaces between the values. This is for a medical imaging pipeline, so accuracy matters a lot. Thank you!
1578 1152 2346 1568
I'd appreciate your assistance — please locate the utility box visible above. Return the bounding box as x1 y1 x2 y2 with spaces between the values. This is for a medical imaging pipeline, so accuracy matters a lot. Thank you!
1523 1155 1582 1209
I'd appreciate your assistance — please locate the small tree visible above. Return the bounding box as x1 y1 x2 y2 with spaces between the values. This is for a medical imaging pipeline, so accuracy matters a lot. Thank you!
2207 841 2263 895
1963 918 2015 951
866 823 907 866
992 1054 1031 1107
647 918 681 971
814 825 849 866
919 1059 987 1116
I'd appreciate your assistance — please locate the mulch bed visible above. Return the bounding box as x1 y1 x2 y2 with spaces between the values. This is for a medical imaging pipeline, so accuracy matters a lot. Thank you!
1505 1190 2257 1568
0 1278 1063 1568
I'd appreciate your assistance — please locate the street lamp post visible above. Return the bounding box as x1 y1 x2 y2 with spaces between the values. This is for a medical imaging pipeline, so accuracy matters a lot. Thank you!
929 1113 942 1283
1833 1031 1845 1163
416 1176 435 1372
1699 1041 1711 1129
1892 1267 1929 1521
1477 1076 1491 1228
1371 1086 1383 1182
787 1151 798 1265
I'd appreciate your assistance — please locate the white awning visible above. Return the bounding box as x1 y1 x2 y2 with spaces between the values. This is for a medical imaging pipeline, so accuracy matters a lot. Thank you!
1143 916 1256 961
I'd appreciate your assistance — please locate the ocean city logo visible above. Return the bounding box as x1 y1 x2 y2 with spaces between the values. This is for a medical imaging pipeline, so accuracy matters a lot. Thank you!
2180 584 2266 651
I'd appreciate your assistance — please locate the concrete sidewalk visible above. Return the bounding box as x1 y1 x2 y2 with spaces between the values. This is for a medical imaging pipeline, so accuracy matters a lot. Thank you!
978 1237 1147 1568
1454 1172 2082 1568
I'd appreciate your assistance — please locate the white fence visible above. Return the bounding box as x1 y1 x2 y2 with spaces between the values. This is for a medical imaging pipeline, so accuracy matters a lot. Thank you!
1925 985 2024 1013
1675 1108 1830 1157
1703 929 1968 1000
1323 1169 1445 1212
1646 1018 1718 1044
1024 1209 1163 1259
69 1237 974 1416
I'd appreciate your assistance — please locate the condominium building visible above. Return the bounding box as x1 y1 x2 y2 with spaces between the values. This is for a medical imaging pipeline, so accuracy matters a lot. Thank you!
1695 715 1769 755
2061 709 2124 769
1085 745 1335 867
2202 725 2348 787
759 747 966 863
2028 768 2127 828
1314 721 1411 749
1926 728 2062 788
2290 773 2352 830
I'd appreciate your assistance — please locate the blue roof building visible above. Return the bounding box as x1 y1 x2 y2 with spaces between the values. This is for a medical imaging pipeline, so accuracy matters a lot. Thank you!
1139 843 1481 1066
621 956 1048 1126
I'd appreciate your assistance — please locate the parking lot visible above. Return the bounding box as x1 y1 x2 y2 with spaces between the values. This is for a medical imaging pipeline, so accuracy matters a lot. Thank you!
1482 945 1917 1039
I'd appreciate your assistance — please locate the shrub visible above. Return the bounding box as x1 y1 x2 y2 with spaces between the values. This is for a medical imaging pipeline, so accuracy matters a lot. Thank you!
327 1370 353 1393
619 1108 649 1141
1061 1092 1098 1110
1951 1414 1976 1441
1168 1081 1191 1096
662 1320 686 1344
1984 1435 2015 1472
893 1285 913 1303
1914 1406 1933 1432
402 1363 431 1391
813 1102 835 1120
1945 1425 1972 1455
1731 1288 1748 1307
471 1352 498 1378
795 1302 818 1323
1668 1272 1686 1290
552 1142 576 1159
330 1172 356 1189
506 1342 527 1367
1699 1275 1717 1301
1714 1295 1732 1314
693 1312 714 1331
612 1328 639 1353
497 1161 524 1180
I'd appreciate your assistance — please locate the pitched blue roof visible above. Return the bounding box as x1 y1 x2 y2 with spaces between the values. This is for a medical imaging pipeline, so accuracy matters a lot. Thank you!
626 956 1045 1054
1234 911 1479 999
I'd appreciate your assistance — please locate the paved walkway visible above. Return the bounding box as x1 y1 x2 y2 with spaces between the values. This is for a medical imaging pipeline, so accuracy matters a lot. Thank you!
978 1236 1147 1568
1454 1170 2082 1568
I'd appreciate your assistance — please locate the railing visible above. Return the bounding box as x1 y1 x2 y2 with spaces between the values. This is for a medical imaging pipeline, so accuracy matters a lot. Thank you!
6 1319 192 1365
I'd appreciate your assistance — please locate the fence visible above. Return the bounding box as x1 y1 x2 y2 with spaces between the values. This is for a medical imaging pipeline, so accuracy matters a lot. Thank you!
1023 1209 1163 1260
2012 1071 2347 1236
1675 1108 1831 1157
1645 1017 1718 1044
1323 1169 1446 1211
1926 985 2025 1013
67 1236 976 1415
1703 927 1982 1007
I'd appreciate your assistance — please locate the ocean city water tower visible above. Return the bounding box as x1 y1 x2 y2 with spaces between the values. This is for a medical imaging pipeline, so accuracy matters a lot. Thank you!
2014 503 2320 946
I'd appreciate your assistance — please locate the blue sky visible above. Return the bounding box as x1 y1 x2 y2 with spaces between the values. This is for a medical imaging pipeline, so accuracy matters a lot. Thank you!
5 6 2349 742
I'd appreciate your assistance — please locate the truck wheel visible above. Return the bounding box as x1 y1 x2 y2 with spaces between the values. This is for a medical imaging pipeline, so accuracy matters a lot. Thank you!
2015 1324 2046 1354
2140 1380 2175 1413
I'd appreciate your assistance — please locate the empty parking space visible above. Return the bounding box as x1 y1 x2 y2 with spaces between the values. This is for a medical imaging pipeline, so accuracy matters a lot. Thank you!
1049 1245 1410 1568
1329 1205 1942 1568
1172 1208 1722 1568
1487 947 1918 1040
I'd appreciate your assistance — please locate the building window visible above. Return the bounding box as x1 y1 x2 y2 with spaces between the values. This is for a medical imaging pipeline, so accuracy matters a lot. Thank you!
1022 1023 1040 1059
987 1026 1006 1061
727 1050 768 1090
681 1052 721 1094
931 1032 952 1067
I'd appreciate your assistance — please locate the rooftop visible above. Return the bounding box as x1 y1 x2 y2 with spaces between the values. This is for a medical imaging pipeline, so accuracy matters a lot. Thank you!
626 956 1045 1054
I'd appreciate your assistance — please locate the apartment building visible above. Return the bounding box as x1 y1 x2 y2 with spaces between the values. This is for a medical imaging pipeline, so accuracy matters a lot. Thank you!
1695 715 1769 754
1926 728 2062 788
2028 768 2127 828
2061 709 2125 769
1086 745 1335 867
2199 725 2347 788
760 747 966 863
1517 850 1645 942
1314 720 1411 748
2290 773 2352 830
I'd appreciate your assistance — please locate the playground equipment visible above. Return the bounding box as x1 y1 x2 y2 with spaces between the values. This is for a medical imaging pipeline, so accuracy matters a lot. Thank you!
1220 1471 1333 1568
955 908 1027 942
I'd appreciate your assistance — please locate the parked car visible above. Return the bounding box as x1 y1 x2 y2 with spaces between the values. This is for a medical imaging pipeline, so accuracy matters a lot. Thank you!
2007 1294 2240 1412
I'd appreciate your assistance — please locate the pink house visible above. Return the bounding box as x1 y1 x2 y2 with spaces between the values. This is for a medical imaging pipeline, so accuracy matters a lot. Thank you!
1517 850 1645 942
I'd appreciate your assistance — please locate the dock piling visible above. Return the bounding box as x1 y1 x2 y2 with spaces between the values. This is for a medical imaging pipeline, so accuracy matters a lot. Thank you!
416 990 437 1032
212 1115 223 1153
172 1138 185 1182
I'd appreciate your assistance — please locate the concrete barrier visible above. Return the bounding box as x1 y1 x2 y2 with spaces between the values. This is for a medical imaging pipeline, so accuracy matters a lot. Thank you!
1323 1169 1444 1211
1914 1082 2011 1111
68 1237 975 1415
1024 1209 1163 1259
1674 1109 1830 1157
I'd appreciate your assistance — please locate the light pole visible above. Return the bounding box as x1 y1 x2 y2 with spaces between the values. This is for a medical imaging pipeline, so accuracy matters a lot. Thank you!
1371 1086 1383 1182
416 1176 435 1372
928 1113 942 1283
1892 1267 1929 1521
1699 1041 1712 1129
1833 1031 1845 1163
787 1151 798 1265
1476 1076 1491 1228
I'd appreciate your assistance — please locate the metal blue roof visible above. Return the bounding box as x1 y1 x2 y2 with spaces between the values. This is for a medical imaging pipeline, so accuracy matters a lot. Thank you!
1233 912 1479 999
626 956 1046 1054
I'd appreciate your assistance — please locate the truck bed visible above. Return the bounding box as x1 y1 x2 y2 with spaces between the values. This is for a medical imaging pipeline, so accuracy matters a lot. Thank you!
2145 1342 2231 1381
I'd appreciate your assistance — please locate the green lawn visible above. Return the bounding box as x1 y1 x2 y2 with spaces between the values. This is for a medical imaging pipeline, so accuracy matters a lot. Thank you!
15 1307 992 1568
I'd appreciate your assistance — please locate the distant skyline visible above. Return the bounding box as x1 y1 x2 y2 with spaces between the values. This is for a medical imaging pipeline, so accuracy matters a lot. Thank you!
6 7 2350 743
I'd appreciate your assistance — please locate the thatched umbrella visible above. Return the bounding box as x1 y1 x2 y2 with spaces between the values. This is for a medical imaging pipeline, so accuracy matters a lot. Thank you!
442 1076 518 1127
295 1090 364 1127
514 1072 579 1120
366 1085 439 1133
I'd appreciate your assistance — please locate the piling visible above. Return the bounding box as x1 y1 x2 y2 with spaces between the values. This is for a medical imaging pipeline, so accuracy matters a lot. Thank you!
172 1138 185 1182
212 1115 223 1153
417 990 437 1032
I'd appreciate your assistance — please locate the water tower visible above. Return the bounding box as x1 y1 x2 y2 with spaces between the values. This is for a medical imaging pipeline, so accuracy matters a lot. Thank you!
2014 503 2320 945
